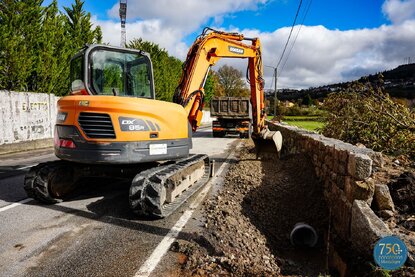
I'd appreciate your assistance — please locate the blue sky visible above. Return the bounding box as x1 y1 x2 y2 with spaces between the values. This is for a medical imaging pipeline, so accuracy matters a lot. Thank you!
54 0 391 41
46 0 415 88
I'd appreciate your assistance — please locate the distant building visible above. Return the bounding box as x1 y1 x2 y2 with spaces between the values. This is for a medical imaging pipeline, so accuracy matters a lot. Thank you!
283 101 295 108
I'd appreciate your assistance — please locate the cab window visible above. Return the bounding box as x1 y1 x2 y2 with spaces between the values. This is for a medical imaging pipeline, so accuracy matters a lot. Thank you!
89 49 153 98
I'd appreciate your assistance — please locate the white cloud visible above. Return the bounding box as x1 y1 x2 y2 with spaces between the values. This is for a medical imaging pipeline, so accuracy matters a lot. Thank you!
94 0 415 89
92 16 189 58
108 0 268 34
382 0 415 24
219 20 415 88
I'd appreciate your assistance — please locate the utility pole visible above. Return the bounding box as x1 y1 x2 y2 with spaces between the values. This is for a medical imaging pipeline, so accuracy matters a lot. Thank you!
264 65 278 116
119 0 127 48
274 67 278 117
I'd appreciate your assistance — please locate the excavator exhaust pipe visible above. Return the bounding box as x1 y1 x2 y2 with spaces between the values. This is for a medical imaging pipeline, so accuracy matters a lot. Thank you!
253 127 282 159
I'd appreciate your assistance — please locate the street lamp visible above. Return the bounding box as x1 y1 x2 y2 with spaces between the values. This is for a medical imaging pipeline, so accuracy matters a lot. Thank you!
264 65 278 116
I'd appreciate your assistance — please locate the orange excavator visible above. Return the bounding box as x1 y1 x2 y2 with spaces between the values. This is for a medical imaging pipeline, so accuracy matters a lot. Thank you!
24 28 282 218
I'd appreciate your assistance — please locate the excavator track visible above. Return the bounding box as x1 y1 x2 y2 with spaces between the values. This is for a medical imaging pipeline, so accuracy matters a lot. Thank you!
129 154 211 218
24 161 72 204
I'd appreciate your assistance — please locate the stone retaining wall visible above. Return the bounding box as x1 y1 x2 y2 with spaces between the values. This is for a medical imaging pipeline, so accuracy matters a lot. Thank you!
267 122 392 274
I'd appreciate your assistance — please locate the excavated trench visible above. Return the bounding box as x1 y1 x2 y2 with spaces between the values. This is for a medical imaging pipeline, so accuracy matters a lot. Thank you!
242 146 329 275
175 141 330 276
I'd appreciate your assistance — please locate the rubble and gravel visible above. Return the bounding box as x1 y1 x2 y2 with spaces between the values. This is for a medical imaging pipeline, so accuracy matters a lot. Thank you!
371 156 415 276
173 141 329 276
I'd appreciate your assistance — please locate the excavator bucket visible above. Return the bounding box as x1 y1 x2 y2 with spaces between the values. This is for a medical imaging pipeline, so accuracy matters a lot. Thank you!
253 128 282 159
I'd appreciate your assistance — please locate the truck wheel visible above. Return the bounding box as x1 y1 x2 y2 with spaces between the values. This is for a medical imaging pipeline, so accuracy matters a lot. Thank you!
213 131 225 138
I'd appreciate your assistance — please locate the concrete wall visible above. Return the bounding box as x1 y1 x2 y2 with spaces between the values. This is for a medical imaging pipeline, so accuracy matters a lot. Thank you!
268 122 392 276
0 91 59 154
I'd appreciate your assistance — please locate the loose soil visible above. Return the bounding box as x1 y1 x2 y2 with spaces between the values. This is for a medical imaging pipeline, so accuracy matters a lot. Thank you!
371 155 415 276
173 141 329 276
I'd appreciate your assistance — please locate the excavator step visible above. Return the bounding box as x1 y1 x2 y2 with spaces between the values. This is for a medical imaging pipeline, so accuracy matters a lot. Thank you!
129 154 211 218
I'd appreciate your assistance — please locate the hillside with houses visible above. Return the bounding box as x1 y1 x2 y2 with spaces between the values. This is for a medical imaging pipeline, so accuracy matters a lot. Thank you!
271 63 415 108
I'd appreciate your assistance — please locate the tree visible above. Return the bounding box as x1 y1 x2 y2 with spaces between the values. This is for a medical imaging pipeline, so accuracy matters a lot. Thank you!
217 65 249 97
302 94 312 106
128 38 182 101
32 0 71 95
204 71 224 106
0 0 101 95
0 0 43 90
63 0 101 49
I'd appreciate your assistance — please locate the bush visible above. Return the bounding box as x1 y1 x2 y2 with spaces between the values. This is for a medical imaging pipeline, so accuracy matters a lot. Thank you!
322 80 415 159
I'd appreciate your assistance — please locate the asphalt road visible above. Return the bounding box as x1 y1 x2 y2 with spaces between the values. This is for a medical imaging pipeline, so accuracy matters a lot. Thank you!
0 125 239 277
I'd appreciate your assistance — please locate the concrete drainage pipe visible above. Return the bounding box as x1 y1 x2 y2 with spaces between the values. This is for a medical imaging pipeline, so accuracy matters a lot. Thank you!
290 223 318 247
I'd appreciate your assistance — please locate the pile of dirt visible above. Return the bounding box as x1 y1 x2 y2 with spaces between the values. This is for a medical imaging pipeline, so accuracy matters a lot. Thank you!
372 156 415 275
174 141 329 276
388 171 415 215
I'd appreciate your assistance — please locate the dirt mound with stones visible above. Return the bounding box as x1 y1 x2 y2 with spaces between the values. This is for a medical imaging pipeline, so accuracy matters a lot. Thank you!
371 155 415 276
173 141 329 276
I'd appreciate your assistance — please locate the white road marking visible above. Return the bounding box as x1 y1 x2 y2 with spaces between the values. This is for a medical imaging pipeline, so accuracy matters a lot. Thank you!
134 144 239 277
0 198 32 213
16 165 36 170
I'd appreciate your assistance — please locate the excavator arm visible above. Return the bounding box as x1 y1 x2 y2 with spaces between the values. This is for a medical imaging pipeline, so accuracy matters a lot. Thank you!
173 28 267 137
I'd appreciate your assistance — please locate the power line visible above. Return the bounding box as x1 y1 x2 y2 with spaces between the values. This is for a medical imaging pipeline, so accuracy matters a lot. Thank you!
279 0 313 77
275 0 303 70
268 0 308 90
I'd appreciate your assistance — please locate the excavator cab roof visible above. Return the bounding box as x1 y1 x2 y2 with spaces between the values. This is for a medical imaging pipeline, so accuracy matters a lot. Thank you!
70 44 155 99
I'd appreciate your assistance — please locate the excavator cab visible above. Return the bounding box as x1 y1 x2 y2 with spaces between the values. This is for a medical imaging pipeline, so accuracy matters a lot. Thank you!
69 45 155 99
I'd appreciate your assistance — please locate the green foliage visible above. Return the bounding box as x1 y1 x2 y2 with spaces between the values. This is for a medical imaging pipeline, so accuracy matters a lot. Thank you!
322 80 415 158
204 71 224 106
217 65 249 97
128 38 182 101
302 93 313 106
204 73 214 106
284 104 327 117
0 0 43 90
63 0 101 48
0 0 101 95
282 117 324 132
102 64 123 94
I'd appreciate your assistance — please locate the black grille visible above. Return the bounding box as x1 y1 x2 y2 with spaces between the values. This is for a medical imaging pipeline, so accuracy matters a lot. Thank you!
78 112 116 139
